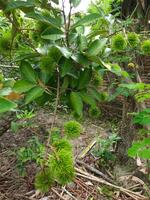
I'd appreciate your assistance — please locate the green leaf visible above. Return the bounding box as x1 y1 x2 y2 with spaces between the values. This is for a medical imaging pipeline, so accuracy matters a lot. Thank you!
51 0 59 4
79 91 97 107
139 149 150 159
25 87 44 104
0 88 12 96
88 88 102 101
56 46 72 58
0 97 17 113
25 12 61 28
20 61 38 84
79 35 87 52
72 53 90 66
6 1 34 11
13 80 35 94
70 92 83 116
133 109 150 125
61 77 69 93
120 83 148 91
61 59 72 77
41 28 64 41
78 69 91 89
11 122 20 133
15 53 40 62
71 0 81 7
128 138 150 158
72 13 100 29
87 38 107 56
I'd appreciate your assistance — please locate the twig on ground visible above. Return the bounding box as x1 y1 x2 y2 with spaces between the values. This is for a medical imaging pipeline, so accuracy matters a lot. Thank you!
76 160 114 183
51 188 67 200
62 186 78 200
75 167 148 200
78 138 96 159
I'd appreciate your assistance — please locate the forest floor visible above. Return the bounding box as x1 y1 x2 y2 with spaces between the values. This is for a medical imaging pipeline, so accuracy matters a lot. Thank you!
0 108 149 200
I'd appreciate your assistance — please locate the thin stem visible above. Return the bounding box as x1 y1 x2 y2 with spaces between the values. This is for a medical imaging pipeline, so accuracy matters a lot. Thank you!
43 67 60 163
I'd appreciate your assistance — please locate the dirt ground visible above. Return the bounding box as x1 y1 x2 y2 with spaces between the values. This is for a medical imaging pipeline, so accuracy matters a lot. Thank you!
0 108 149 200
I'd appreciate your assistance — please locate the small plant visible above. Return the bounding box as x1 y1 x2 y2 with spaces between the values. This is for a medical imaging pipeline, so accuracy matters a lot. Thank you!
128 109 150 160
49 149 75 185
141 40 150 55
0 31 12 55
64 120 82 139
89 107 101 118
92 134 120 162
127 32 139 48
112 33 127 51
17 136 45 176
11 109 36 133
17 120 82 192
35 169 54 193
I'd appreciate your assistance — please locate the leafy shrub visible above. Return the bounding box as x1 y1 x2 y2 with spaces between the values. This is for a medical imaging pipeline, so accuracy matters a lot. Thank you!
35 169 54 192
0 31 12 54
89 107 101 118
16 120 82 192
64 120 82 139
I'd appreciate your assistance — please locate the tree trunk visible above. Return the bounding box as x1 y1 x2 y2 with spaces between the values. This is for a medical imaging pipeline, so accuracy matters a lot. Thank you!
117 97 136 163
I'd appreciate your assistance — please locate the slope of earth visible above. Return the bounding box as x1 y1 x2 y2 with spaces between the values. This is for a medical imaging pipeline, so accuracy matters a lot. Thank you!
0 108 149 200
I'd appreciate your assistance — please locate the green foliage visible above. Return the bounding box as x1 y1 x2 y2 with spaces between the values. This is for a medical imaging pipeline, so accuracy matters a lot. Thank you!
133 109 150 126
50 150 75 185
89 107 101 118
17 136 45 175
0 97 17 113
39 55 55 75
141 40 150 55
128 138 150 159
50 127 61 143
35 169 54 192
92 72 103 87
64 120 82 139
20 61 38 84
53 139 72 152
0 31 11 54
92 134 120 161
70 92 83 117
112 33 126 52
11 109 36 133
127 32 139 48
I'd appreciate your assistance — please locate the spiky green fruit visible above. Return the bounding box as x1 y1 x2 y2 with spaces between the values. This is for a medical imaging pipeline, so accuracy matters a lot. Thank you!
35 169 54 192
127 32 139 48
64 120 82 139
141 40 150 55
89 107 101 118
0 31 11 54
112 33 126 51
53 139 72 152
50 150 75 185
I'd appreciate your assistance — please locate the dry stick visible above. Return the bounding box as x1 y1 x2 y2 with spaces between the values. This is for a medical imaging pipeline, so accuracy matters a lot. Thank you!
76 160 114 184
51 188 67 200
78 138 97 159
75 167 148 200
62 187 78 200
44 68 60 160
